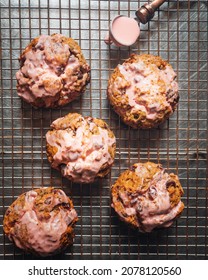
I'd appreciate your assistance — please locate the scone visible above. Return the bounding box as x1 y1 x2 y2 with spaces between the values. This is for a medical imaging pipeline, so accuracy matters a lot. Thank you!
16 33 90 108
3 187 78 257
111 162 184 232
107 54 179 129
46 113 116 184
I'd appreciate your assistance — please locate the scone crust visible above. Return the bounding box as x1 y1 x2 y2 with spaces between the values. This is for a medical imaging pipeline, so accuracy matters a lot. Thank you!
3 187 78 256
107 54 179 129
16 34 90 108
46 113 116 183
111 162 184 232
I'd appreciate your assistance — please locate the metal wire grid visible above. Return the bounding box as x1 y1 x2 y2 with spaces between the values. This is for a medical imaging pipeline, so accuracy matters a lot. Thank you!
0 0 207 259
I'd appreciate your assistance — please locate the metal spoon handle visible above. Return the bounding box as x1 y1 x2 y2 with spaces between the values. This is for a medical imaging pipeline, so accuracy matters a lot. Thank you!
136 0 166 24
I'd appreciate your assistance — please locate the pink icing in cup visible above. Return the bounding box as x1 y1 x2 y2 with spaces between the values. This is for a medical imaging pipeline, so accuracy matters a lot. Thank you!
104 15 140 47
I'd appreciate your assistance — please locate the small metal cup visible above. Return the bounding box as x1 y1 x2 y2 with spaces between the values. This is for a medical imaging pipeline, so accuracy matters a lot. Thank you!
104 15 140 47
104 1 166 47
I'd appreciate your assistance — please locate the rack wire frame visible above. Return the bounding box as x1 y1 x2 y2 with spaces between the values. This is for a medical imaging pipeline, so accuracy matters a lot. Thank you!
0 0 207 259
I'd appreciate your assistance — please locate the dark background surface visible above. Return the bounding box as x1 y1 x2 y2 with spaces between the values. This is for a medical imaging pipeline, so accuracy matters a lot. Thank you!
0 0 207 259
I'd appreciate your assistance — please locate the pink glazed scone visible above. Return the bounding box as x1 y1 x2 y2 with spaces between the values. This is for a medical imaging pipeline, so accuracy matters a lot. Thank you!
107 54 179 129
111 162 184 232
46 113 116 184
3 187 78 256
16 34 90 108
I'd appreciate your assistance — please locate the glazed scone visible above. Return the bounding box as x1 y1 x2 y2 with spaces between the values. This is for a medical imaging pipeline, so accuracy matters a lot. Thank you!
107 54 179 129
46 113 116 184
111 162 184 232
16 34 90 108
3 187 78 256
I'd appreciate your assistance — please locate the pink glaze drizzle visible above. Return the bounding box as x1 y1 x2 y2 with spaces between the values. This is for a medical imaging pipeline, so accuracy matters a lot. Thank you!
114 163 183 232
46 117 116 183
8 189 77 256
16 34 87 107
110 59 178 121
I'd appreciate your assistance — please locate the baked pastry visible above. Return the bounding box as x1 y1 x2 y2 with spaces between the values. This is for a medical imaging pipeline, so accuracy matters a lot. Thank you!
16 33 90 108
111 162 184 232
46 113 116 184
107 54 179 129
3 187 78 256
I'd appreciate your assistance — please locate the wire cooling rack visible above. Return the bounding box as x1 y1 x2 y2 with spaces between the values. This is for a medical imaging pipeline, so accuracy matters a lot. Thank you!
0 0 207 260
